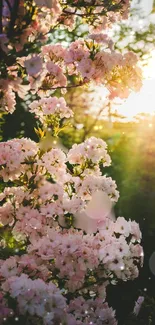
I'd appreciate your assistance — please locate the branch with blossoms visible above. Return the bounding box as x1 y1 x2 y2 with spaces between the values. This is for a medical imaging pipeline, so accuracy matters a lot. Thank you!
0 0 141 116
0 0 129 57
1 38 142 114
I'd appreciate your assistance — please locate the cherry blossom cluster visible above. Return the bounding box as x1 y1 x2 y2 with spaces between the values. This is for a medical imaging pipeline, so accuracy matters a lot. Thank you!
0 0 142 114
1 274 66 325
29 96 73 128
0 76 29 114
67 137 111 166
0 292 12 324
0 1 59 52
0 136 118 225
27 221 143 291
34 0 130 30
0 135 143 323
23 41 142 99
1 1 130 47
0 217 143 290
0 271 118 324
1 41 142 114
67 297 117 325
0 138 38 181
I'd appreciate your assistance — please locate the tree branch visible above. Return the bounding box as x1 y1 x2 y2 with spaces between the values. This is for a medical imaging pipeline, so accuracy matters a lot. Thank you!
5 0 13 13
7 0 20 38
0 0 2 34
41 82 87 91
82 106 106 141
62 8 107 17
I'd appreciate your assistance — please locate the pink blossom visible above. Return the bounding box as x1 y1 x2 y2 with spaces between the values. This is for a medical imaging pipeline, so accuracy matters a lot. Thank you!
30 96 73 125
133 296 144 316
24 55 43 76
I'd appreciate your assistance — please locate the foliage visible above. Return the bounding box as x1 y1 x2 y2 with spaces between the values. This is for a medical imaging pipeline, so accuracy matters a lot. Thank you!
113 0 155 60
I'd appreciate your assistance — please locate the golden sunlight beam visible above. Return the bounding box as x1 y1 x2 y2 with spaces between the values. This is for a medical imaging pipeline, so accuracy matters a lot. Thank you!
115 50 155 119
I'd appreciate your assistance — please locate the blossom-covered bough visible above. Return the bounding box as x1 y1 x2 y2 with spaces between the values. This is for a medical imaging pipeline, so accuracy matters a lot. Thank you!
0 1 144 325
0 135 143 324
0 0 142 113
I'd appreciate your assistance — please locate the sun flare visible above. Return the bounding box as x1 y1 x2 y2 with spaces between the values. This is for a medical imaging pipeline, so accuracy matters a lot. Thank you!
115 51 155 119
143 50 155 80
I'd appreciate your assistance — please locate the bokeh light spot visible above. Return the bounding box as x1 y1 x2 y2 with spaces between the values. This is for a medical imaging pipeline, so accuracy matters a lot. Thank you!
149 252 155 275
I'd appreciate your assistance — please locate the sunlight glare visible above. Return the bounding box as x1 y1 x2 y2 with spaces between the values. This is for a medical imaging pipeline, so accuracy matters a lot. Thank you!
115 51 155 120
143 50 155 79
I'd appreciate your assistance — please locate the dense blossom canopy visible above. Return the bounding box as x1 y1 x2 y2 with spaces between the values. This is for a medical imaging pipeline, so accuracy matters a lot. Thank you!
0 1 144 324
